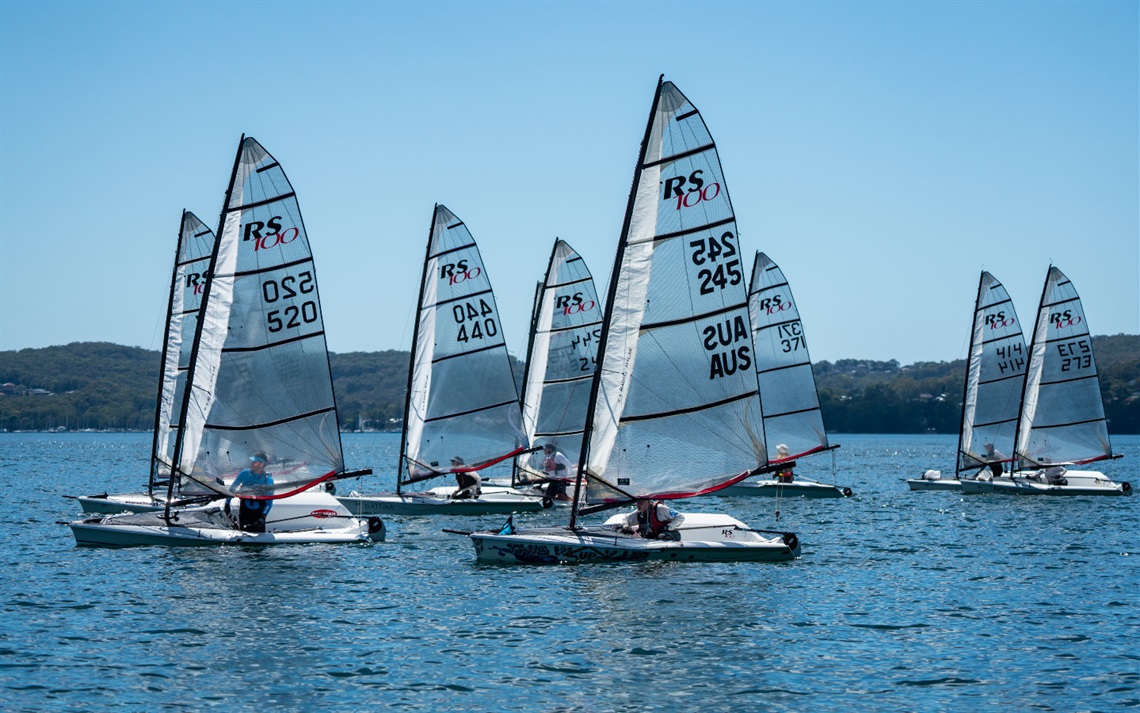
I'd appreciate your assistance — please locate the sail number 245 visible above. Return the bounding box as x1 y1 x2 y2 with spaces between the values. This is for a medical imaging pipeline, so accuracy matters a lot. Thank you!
689 232 742 295
262 271 318 333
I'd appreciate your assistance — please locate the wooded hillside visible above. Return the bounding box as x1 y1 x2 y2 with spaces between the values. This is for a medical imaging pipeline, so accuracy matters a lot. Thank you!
1 336 1136 433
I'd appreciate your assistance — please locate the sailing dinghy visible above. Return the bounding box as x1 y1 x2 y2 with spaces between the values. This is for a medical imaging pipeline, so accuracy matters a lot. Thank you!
497 239 602 505
335 205 549 516
723 252 849 498
908 272 1027 491
73 212 218 514
466 78 799 563
70 137 386 545
960 267 1129 496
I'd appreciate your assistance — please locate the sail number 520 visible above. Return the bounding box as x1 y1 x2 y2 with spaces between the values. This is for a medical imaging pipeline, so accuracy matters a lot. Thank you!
262 271 318 333
690 232 742 295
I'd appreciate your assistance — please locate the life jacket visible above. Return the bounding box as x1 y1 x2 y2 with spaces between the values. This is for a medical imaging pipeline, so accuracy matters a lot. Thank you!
776 468 794 483
456 472 479 490
637 501 670 538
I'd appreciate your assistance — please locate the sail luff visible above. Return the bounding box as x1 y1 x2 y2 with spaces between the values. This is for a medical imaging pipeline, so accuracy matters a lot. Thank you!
956 271 987 474
516 278 545 486
148 211 189 494
571 75 666 527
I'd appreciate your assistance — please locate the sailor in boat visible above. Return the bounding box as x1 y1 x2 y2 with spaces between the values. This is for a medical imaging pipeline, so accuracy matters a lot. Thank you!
980 443 1006 479
618 500 685 540
228 451 274 532
1038 458 1068 485
450 457 482 500
773 444 795 483
541 443 573 502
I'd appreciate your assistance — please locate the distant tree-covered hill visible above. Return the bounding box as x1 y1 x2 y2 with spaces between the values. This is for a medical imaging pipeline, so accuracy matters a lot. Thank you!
1 336 1136 434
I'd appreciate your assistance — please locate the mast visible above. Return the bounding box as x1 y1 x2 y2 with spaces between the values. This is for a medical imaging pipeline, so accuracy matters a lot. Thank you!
513 277 545 488
570 75 665 529
148 211 187 496
166 135 245 516
954 271 986 476
1012 266 1053 471
396 204 442 494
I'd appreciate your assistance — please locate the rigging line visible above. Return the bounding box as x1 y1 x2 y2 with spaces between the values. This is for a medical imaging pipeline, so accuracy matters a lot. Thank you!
226 192 296 213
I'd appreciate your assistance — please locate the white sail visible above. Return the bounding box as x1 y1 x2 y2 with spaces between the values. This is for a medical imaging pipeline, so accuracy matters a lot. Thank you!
957 271 1026 473
748 252 830 463
1015 266 1112 468
400 204 527 486
582 78 765 503
151 211 215 489
175 137 344 493
517 239 602 482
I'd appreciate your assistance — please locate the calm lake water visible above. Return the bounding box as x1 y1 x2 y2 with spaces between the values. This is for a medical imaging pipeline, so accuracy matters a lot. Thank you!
1 432 1136 712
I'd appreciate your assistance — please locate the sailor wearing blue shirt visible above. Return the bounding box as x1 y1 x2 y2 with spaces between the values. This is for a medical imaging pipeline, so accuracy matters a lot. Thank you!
229 451 274 532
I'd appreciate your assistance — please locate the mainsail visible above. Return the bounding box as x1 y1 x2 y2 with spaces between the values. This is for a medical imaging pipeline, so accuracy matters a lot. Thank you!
150 211 216 493
398 204 527 488
748 252 830 463
516 239 602 483
1014 266 1112 469
957 271 1026 473
172 136 344 497
578 77 766 510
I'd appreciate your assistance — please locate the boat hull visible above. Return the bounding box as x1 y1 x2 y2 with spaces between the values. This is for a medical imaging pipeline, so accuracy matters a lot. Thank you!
469 513 799 564
74 491 216 514
722 479 852 498
69 492 386 547
960 469 1131 496
906 478 965 492
338 487 551 516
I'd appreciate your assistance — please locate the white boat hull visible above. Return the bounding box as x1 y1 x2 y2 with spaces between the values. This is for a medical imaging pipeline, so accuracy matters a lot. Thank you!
74 490 217 514
905 478 965 491
337 485 551 516
468 513 799 564
722 479 852 498
960 469 1131 496
69 492 386 547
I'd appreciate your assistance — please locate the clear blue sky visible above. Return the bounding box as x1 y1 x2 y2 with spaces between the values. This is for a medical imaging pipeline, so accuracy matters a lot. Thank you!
1 0 1136 365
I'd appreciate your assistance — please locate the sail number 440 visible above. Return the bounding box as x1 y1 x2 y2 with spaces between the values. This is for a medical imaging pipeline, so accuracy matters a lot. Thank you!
453 299 498 343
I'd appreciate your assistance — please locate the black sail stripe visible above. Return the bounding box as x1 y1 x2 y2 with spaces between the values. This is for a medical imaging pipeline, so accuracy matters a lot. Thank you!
207 406 335 432
424 398 518 424
535 428 586 438
176 254 213 268
640 300 748 332
1041 333 1091 346
1038 373 1099 387
179 306 202 316
429 287 494 309
973 416 1018 429
750 281 790 295
193 229 213 238
651 217 735 244
255 161 280 173
548 319 603 334
543 373 594 386
227 192 296 213
1041 295 1079 310
978 372 1026 386
431 242 476 260
1029 416 1105 431
765 406 822 419
221 330 325 354
432 342 504 364
620 390 755 425
549 276 593 289
675 108 699 121
446 221 464 230
980 297 1014 310
756 362 807 376
642 142 716 169
979 333 1025 347
229 256 314 278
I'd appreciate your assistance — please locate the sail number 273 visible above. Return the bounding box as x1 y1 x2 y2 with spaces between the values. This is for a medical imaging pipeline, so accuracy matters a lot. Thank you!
1057 339 1092 372
689 231 742 295
262 272 318 333
453 299 498 343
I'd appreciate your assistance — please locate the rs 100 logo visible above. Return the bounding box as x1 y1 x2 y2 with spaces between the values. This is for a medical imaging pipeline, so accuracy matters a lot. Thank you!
985 311 1015 329
662 169 721 210
1049 309 1081 329
243 216 299 251
441 259 482 285
555 292 595 315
